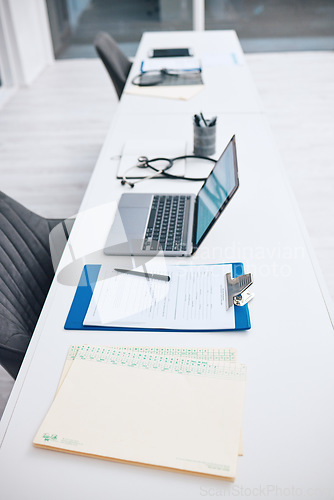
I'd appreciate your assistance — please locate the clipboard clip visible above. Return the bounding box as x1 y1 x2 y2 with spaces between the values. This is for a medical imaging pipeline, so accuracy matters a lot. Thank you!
224 272 254 310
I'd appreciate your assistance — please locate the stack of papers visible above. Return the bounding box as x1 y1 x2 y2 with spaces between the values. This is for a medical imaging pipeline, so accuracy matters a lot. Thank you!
125 56 204 100
125 84 204 100
141 56 202 73
84 264 236 331
34 345 247 480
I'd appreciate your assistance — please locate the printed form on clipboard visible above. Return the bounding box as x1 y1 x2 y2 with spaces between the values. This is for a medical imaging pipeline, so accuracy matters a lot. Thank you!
82 263 251 331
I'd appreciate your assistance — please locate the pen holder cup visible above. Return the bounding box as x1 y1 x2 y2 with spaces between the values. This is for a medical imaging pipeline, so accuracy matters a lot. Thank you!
193 119 216 157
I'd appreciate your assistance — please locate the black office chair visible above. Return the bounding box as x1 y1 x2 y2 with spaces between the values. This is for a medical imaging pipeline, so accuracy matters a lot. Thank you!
0 192 73 379
94 32 132 99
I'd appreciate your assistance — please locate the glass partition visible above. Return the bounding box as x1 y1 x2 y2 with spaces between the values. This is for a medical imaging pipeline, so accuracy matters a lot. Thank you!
49 0 193 59
46 0 334 59
205 0 334 51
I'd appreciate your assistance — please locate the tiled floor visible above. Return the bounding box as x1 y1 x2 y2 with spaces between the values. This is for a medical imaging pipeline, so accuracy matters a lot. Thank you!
0 51 333 419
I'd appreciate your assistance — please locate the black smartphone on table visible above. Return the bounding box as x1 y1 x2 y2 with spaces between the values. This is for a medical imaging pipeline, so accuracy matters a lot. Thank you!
148 48 193 58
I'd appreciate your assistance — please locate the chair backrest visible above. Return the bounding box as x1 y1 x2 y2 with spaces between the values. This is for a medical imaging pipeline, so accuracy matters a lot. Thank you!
0 192 62 378
94 32 132 99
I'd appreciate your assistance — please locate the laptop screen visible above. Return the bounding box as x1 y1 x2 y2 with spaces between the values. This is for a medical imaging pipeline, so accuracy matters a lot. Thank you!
194 136 239 248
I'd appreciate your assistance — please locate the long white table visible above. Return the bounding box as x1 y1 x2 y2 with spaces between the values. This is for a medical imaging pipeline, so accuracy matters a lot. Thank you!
122 31 263 115
1 31 334 500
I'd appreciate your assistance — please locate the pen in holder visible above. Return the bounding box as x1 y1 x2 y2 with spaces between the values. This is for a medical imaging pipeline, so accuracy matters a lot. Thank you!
193 113 217 156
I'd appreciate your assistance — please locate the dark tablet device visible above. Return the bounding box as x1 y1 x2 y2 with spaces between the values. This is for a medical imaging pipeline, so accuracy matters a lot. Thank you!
148 48 193 58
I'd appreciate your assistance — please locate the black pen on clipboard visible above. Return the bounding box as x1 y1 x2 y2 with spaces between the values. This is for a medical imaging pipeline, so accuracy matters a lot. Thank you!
115 268 170 282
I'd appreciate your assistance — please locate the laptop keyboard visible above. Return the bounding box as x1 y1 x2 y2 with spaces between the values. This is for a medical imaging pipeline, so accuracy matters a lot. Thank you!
143 195 191 252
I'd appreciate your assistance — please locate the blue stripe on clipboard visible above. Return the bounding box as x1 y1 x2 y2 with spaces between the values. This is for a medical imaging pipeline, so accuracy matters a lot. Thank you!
64 264 251 332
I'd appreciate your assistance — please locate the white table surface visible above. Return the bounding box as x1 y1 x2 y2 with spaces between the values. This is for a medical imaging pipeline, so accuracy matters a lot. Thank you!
1 32 333 500
122 31 263 115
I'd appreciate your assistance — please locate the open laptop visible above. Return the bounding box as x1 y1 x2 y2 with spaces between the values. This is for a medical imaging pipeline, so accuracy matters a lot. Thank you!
104 135 239 256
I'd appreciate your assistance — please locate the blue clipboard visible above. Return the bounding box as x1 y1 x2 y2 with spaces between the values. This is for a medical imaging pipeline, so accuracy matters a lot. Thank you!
65 263 251 332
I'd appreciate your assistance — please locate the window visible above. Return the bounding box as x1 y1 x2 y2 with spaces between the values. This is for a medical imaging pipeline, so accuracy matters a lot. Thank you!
46 0 334 59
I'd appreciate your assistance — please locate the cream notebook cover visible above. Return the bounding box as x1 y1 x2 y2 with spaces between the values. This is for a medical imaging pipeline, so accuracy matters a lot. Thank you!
34 346 246 480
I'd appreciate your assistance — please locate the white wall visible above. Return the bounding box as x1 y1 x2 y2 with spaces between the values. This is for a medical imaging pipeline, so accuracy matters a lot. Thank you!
0 0 53 86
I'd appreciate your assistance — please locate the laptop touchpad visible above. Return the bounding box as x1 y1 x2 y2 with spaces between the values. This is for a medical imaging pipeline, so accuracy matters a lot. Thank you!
104 194 152 255
120 207 149 238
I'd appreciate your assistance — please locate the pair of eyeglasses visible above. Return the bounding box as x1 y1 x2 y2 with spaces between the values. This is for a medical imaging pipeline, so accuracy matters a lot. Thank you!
131 68 202 87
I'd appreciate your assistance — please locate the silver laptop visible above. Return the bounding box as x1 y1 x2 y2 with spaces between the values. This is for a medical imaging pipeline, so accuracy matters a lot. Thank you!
104 136 239 256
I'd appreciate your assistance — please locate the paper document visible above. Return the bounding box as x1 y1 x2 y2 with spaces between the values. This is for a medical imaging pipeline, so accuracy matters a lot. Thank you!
34 344 246 480
125 84 204 101
83 264 235 330
56 345 244 456
141 56 201 72
57 345 238 393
